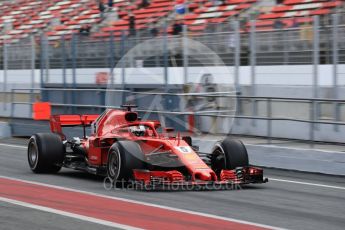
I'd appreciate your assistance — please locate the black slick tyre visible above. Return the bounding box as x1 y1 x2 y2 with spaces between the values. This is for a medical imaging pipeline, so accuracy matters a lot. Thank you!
107 141 145 182
28 133 64 173
211 137 249 175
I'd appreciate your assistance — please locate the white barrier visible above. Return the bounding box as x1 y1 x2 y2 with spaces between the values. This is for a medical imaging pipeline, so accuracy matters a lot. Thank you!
1 65 345 87
0 122 11 138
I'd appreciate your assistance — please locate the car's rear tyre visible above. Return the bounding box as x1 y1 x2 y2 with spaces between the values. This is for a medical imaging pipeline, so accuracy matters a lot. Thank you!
107 141 145 183
211 137 249 175
28 133 64 173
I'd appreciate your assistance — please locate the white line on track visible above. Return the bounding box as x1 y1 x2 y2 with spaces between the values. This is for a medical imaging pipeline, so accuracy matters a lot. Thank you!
0 143 26 149
246 143 345 154
269 178 345 190
0 197 142 230
195 138 345 154
0 175 283 230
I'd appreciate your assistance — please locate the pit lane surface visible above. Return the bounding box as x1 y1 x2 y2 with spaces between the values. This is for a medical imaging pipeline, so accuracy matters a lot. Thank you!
0 139 345 230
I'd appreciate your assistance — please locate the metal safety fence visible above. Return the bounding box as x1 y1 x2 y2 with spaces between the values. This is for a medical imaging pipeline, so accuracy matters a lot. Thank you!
9 88 345 145
1 15 344 89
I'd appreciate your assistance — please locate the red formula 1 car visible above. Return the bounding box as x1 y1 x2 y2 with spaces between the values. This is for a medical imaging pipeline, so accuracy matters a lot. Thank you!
27 105 267 189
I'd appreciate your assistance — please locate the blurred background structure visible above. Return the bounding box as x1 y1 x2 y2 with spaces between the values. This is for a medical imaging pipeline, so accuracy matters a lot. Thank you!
0 0 345 144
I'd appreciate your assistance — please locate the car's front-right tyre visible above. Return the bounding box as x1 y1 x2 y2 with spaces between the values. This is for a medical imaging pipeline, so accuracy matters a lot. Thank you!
210 137 249 176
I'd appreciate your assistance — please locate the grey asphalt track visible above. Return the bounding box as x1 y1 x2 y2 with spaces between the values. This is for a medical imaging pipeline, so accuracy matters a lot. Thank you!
0 138 344 230
0 202 118 230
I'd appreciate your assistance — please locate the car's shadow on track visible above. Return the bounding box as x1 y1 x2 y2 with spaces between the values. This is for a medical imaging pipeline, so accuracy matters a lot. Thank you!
116 184 267 193
54 170 105 182
240 185 266 190
46 170 266 193
123 186 266 193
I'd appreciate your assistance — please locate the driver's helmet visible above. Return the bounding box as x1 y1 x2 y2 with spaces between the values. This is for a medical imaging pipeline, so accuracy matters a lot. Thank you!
129 125 146 136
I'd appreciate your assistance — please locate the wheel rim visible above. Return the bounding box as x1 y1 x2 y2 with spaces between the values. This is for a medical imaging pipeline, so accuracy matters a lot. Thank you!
28 141 38 167
212 147 226 175
109 150 121 180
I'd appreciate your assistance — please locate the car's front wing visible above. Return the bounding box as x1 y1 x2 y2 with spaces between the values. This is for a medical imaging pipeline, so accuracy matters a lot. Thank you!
132 166 268 190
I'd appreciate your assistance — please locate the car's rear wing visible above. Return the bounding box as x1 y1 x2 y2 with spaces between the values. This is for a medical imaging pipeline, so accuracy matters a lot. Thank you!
50 114 99 140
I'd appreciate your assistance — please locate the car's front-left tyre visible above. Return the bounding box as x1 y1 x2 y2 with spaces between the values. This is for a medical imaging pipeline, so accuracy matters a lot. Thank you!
107 141 145 184
28 133 64 173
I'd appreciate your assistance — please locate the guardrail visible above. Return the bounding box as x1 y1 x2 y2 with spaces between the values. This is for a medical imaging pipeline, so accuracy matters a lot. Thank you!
9 88 345 145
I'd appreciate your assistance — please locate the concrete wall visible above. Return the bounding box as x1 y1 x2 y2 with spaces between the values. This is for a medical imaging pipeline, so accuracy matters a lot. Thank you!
0 122 11 138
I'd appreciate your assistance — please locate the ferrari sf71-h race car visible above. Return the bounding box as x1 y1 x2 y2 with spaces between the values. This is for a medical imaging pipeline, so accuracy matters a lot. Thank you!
27 105 267 189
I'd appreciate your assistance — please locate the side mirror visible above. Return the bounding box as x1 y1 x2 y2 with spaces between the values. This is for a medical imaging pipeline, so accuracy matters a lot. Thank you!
164 127 175 133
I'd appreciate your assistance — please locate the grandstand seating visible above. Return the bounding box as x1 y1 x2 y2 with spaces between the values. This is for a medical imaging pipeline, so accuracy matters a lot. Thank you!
0 0 343 43
183 0 257 33
0 0 101 42
250 0 343 31
96 0 174 38
0 0 54 42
